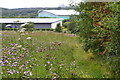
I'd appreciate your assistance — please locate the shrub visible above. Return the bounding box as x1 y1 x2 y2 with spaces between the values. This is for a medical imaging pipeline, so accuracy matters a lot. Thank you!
55 23 62 32
72 2 120 77
20 22 34 31
0 23 6 30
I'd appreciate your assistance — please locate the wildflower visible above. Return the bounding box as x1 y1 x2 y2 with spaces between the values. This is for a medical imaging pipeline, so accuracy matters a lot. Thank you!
4 60 8 64
46 54 49 57
12 56 16 60
12 62 18 67
24 71 29 76
19 64 25 69
21 33 25 35
8 58 11 60
37 48 44 52
53 76 57 80
2 55 7 58
25 61 29 64
7 71 13 75
11 53 16 56
26 37 31 40
22 48 26 50
25 67 28 69
58 42 62 46
49 68 52 71
44 64 47 66
18 38 21 40
60 64 64 66
14 43 18 46
20 23 28 27
71 72 75 76
53 73 57 76
11 47 16 50
20 54 24 58
17 45 22 48
16 71 19 74
14 62 18 64
47 61 50 64
2 64 5 66
29 72 32 76
24 71 32 76
30 65 33 67
50 64 53 66
9 43 16 46
19 28 26 33
0 61 2 64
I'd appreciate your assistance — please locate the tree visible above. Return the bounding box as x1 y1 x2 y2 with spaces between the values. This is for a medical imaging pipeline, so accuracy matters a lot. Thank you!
55 23 62 32
72 2 120 77
0 23 6 30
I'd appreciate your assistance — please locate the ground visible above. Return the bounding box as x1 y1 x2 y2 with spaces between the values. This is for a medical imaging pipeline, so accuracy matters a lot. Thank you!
1 31 112 78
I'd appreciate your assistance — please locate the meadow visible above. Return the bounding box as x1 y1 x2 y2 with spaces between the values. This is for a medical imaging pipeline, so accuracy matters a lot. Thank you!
1 31 112 78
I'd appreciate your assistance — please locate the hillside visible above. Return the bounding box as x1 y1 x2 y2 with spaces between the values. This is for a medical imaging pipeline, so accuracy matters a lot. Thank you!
0 7 73 18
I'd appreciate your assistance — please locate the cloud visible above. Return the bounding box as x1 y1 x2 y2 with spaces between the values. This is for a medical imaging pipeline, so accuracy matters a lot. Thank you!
0 0 70 8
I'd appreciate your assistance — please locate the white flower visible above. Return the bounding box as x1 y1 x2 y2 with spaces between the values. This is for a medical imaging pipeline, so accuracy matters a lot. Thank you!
20 33 25 35
47 61 50 64
20 23 28 27
18 38 21 40
26 37 31 40
17 45 22 48
24 71 32 76
22 48 26 50
29 72 32 76
19 28 26 33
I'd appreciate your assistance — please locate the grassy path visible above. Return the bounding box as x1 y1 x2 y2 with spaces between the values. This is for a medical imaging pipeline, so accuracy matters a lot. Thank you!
2 31 111 78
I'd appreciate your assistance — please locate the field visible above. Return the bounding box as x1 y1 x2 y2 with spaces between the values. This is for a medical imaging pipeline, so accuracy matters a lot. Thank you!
1 31 112 78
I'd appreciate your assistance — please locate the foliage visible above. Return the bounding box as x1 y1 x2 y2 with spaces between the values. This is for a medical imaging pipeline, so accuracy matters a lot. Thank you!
55 23 62 32
0 23 6 30
20 22 34 31
72 2 120 78
63 16 79 33
1 7 73 18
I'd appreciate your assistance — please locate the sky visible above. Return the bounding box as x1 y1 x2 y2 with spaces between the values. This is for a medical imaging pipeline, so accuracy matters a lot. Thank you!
0 0 81 9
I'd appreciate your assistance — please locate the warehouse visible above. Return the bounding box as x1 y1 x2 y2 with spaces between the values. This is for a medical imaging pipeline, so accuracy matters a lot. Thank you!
0 18 63 29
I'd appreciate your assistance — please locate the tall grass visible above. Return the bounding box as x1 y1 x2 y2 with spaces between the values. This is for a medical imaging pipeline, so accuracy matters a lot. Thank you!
1 31 112 78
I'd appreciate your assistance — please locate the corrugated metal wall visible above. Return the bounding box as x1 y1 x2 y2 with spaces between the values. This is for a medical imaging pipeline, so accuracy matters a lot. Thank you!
4 23 52 29
34 23 51 29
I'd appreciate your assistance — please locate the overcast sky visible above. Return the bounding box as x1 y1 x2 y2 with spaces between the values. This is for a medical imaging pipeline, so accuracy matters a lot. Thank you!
0 0 81 9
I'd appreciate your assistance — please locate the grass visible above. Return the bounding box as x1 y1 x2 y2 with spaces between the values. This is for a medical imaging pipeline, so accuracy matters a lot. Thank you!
1 31 112 78
0 31 2 79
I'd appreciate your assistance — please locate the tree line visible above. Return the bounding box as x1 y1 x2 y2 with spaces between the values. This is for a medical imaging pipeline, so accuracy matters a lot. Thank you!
68 1 120 78
0 7 73 18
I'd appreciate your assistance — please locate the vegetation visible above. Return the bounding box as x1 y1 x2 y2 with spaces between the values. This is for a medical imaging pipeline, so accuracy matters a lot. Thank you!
20 22 34 31
63 17 78 33
1 8 38 18
55 23 63 32
0 24 6 30
70 2 120 78
0 7 73 18
1 30 112 78
1 1 119 79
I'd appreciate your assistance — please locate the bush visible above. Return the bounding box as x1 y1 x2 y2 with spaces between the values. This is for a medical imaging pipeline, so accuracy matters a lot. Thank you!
35 28 54 31
0 23 6 30
55 23 62 32
72 2 120 78
21 22 34 31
